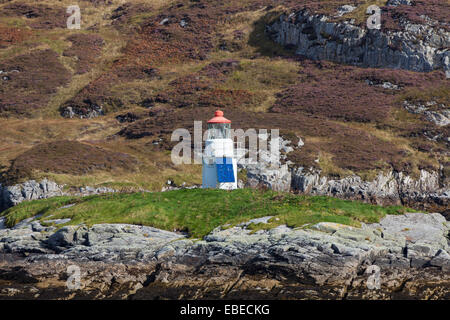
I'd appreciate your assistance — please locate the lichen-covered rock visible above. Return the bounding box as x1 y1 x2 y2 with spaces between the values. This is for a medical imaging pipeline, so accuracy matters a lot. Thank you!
0 227 52 254
45 224 187 262
335 5 356 17
0 179 63 211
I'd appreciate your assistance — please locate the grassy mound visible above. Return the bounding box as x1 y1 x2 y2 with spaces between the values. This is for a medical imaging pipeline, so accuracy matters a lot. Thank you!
1 189 415 238
4 140 138 184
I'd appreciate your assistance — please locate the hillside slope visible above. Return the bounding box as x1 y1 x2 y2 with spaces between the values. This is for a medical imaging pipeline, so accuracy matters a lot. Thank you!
0 0 448 212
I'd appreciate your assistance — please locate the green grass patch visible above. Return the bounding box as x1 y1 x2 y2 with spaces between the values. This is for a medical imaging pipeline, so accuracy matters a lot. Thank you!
1 189 417 238
398 85 450 107
223 59 298 91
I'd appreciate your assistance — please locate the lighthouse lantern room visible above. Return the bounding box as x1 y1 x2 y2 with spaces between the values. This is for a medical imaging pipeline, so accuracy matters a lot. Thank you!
202 110 237 190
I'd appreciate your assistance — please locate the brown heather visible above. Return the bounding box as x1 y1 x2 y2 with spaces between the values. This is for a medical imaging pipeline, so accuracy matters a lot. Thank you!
3 140 138 184
0 0 447 188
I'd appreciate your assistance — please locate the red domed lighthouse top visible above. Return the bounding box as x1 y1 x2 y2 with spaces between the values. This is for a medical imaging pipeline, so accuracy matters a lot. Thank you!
207 110 231 124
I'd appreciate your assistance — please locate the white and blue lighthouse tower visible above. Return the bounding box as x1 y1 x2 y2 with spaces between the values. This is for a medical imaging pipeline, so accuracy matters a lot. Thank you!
202 110 237 190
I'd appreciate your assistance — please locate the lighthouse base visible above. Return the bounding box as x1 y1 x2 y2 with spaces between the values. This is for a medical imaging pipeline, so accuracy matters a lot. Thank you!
202 158 238 190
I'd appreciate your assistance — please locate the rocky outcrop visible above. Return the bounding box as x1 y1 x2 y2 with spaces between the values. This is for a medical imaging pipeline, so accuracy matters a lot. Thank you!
291 168 449 210
246 163 291 192
403 100 450 127
161 179 200 192
60 104 104 119
0 179 63 212
240 135 448 212
0 179 117 212
239 8 450 210
267 9 449 73
0 212 449 299
241 134 295 192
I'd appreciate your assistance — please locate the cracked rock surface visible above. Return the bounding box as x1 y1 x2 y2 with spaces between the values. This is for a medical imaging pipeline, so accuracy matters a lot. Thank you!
0 212 449 299
267 10 449 73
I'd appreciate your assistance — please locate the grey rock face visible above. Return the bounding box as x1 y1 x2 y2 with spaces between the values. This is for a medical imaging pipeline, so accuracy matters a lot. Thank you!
267 10 449 73
61 105 104 119
44 224 187 262
1 212 448 269
0 225 53 254
291 168 448 208
366 79 400 90
372 212 449 253
0 179 63 211
73 186 116 196
246 163 291 191
430 250 450 271
239 133 447 209
292 168 440 197
425 110 450 127
196 212 449 270
1 212 449 299
46 225 86 250
0 179 118 212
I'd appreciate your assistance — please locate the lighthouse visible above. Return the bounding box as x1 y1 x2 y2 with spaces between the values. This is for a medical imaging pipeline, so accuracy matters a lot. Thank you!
202 110 237 190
